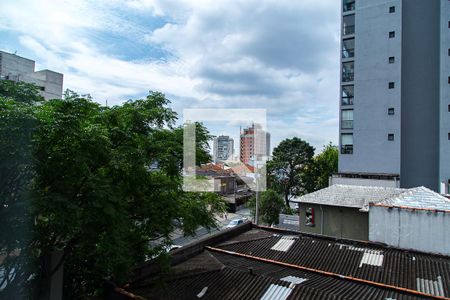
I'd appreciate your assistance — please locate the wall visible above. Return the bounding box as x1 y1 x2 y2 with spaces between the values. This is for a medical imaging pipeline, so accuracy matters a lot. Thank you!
369 206 450 255
299 203 369 241
0 51 35 77
339 0 402 174
400 0 440 190
440 0 450 192
330 176 399 188
23 70 63 100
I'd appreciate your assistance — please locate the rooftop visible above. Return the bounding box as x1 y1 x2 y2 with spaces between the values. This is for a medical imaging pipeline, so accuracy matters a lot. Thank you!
115 223 450 300
292 184 407 211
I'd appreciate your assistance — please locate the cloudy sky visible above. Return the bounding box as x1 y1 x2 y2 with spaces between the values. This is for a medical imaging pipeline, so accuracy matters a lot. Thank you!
0 0 340 153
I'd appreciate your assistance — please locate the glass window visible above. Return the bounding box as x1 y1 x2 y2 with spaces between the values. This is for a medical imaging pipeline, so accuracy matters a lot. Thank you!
388 108 395 115
389 6 395 13
342 61 354 82
389 56 395 64
389 82 395 89
343 0 355 12
305 207 315 226
388 134 395 141
341 133 353 154
342 38 355 58
389 31 395 38
341 109 354 129
342 85 354 105
343 14 355 35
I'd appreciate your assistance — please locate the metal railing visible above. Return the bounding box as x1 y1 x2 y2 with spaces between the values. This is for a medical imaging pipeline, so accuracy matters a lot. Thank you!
342 97 354 106
341 145 353 154
342 48 355 58
343 2 355 12
343 25 355 35
342 72 354 82
341 120 354 129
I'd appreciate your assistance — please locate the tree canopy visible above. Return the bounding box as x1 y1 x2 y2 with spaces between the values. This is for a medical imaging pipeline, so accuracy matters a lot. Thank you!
267 137 315 206
247 190 285 225
0 81 225 298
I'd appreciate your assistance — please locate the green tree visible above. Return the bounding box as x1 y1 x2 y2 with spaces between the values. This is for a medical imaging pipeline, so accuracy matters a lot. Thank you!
0 83 225 298
267 137 315 206
247 190 285 225
305 143 338 192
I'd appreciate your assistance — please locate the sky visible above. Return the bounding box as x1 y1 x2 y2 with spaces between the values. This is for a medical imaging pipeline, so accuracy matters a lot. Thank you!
0 0 341 153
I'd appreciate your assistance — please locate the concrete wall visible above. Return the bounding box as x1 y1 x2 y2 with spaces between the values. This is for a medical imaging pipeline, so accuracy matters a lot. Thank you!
299 203 368 241
23 70 63 100
0 51 35 77
440 0 450 193
330 176 399 188
400 0 440 191
369 206 450 255
339 0 402 174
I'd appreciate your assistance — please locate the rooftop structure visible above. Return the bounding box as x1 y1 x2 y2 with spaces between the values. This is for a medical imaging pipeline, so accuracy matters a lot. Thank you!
0 50 63 100
113 223 450 299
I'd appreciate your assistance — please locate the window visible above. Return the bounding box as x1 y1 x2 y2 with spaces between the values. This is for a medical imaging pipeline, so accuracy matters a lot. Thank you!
341 133 353 154
448 49 450 56
388 108 395 115
343 14 355 35
389 6 395 13
389 56 395 64
389 31 395 38
343 0 355 12
448 21 450 28
341 109 354 129
305 207 315 227
342 85 354 105
39 86 45 91
342 61 354 82
342 38 355 58
448 76 450 84
388 134 395 141
448 104 450 112
448 132 450 140
389 82 395 89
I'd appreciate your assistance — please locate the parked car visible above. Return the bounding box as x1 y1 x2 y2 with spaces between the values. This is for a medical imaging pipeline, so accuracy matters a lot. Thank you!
225 218 246 229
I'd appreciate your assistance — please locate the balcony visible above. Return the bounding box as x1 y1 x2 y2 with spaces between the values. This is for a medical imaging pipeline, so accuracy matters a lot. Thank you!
342 48 355 59
343 25 355 35
343 0 355 12
342 71 354 82
341 120 354 129
342 97 354 106
341 145 353 154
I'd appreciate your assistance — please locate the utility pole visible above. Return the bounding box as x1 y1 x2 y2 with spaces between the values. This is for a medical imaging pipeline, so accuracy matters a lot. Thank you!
255 176 259 225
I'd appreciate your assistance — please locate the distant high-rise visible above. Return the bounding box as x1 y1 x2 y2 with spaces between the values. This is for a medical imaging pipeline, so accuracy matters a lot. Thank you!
213 135 234 162
0 50 63 100
338 0 450 193
240 124 270 165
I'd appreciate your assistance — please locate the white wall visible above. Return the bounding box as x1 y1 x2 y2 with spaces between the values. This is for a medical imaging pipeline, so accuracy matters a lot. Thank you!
369 206 450 255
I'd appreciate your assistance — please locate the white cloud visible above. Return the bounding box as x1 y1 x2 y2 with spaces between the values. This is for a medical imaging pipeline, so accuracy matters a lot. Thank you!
0 0 340 151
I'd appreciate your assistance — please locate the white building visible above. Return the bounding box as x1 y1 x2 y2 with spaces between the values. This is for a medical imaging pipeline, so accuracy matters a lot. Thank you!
0 50 63 100
213 135 234 163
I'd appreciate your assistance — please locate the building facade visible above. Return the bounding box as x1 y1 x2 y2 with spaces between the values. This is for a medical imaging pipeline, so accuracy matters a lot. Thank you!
239 124 270 165
213 135 234 162
338 0 450 192
0 50 63 100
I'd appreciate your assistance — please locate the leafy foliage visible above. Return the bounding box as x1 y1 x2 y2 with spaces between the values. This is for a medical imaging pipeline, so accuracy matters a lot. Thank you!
247 190 285 225
304 143 338 192
0 82 225 298
267 137 315 206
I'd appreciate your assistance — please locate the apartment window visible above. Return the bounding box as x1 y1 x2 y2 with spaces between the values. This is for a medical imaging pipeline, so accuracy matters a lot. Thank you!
389 6 395 13
448 48 450 56
389 82 395 89
388 134 395 141
343 0 355 12
342 38 355 58
448 104 450 112
342 85 354 105
341 109 354 129
342 61 354 82
389 56 395 64
388 108 395 115
448 132 450 140
305 207 315 227
341 133 353 154
343 14 355 35
389 31 395 38
448 76 450 84
448 21 450 28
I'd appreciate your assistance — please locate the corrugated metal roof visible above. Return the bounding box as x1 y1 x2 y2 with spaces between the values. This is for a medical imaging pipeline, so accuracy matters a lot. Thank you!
280 276 307 285
260 284 292 300
271 237 296 252
375 186 450 211
291 185 406 211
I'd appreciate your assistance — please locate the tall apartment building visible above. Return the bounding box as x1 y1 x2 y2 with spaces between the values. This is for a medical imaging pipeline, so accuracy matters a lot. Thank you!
338 0 450 193
240 124 270 165
213 135 234 162
0 50 63 100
